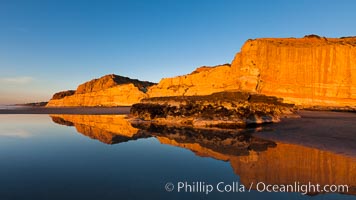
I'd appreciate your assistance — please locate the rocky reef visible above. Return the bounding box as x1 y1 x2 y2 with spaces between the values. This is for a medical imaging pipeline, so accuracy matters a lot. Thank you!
130 91 297 128
46 74 156 107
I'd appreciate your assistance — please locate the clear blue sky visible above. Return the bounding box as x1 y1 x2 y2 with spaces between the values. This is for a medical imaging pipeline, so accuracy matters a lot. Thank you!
1 0 356 104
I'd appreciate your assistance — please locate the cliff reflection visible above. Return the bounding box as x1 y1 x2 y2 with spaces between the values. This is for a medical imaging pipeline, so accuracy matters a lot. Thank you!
50 114 356 195
50 115 275 155
230 143 356 194
51 115 149 144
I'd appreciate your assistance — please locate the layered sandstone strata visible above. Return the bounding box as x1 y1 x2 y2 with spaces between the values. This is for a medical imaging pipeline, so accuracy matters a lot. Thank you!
148 35 356 107
47 36 356 108
232 35 356 106
47 74 155 107
147 64 238 97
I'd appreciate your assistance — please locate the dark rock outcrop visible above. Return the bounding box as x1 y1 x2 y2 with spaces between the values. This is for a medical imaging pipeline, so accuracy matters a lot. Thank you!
130 91 297 128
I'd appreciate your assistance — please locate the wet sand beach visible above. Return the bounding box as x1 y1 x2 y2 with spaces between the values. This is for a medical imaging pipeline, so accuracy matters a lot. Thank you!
0 106 131 114
254 110 356 157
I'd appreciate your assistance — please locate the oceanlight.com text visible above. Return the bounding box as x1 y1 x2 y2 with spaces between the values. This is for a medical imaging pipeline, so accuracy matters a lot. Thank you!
164 181 349 195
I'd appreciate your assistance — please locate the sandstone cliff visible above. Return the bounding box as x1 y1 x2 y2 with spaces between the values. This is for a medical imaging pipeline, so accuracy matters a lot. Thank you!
147 64 239 97
47 36 356 107
47 74 155 107
148 35 356 107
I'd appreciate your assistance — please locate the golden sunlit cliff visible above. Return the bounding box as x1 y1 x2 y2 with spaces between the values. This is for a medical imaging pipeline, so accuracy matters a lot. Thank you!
47 35 356 108
46 74 155 107
148 35 356 107
147 64 237 97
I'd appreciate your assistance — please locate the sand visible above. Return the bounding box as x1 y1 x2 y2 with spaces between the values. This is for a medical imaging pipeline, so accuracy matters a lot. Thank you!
254 110 356 157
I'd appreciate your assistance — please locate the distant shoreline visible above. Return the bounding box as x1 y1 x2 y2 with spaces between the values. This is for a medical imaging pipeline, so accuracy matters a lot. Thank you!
14 101 48 107
0 106 131 114
1 105 355 115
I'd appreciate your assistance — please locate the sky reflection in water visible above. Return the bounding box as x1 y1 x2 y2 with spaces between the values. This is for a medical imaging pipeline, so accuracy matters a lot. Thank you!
0 114 355 200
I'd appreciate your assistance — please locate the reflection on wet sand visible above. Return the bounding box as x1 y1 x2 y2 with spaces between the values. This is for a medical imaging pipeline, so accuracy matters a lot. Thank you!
136 124 277 156
50 114 356 195
50 115 276 155
231 143 356 194
51 115 148 144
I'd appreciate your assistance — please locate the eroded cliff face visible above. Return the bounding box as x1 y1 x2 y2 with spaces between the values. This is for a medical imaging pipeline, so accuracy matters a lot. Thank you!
148 36 356 107
147 64 240 97
231 36 356 106
47 84 148 107
47 74 155 107
76 74 154 94
47 36 356 107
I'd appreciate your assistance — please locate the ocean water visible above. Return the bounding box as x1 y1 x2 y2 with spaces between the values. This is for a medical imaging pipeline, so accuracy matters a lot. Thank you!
0 105 26 109
0 114 355 200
